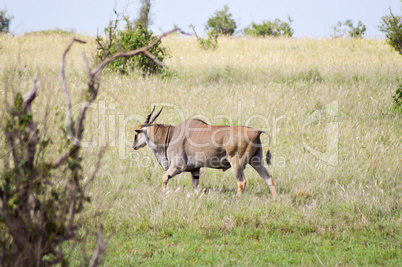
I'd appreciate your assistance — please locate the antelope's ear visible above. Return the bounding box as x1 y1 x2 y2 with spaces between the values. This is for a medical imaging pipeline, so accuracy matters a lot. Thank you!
135 127 142 133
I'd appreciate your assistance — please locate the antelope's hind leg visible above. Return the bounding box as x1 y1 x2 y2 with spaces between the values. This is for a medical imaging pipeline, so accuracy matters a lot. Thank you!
250 157 277 196
231 166 246 196
229 156 247 196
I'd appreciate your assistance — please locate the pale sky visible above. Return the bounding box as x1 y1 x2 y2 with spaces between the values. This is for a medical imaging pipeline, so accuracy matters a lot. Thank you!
3 0 401 38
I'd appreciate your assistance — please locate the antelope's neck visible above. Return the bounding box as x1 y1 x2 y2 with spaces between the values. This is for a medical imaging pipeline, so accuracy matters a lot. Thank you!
146 125 172 170
147 140 169 170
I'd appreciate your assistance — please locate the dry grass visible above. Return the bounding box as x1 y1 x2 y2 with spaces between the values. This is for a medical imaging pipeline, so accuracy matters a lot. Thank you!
0 33 401 265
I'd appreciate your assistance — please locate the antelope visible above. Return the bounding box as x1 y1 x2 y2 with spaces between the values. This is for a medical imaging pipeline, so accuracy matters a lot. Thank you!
133 107 277 196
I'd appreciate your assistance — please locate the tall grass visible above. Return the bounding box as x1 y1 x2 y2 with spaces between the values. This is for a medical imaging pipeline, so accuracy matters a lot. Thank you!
0 34 401 265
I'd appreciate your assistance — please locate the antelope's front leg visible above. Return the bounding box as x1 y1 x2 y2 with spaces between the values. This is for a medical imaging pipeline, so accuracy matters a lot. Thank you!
191 168 201 193
162 167 182 192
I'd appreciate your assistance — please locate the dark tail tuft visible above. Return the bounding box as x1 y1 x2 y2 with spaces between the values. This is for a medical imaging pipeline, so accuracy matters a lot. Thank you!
266 149 272 165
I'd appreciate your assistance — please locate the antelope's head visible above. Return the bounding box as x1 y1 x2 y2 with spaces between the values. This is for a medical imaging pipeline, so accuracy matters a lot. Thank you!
132 106 163 150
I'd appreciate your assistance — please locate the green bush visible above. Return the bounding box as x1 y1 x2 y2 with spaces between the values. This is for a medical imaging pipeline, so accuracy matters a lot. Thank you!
393 77 402 106
190 24 218 50
205 5 237 36
379 8 402 55
0 9 13 34
332 20 366 38
379 7 402 108
96 15 169 75
243 17 294 37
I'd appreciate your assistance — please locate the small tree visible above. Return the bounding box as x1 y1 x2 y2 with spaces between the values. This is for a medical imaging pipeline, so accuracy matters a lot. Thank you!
379 8 402 55
332 20 366 38
135 0 152 29
243 17 294 37
96 11 169 75
0 9 13 34
205 5 237 36
345 20 366 38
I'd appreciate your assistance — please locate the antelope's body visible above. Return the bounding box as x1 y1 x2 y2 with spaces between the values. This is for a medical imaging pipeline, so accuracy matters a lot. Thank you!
133 108 277 196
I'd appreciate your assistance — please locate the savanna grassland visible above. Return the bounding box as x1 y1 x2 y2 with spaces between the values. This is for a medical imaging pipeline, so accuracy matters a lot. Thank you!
0 33 401 265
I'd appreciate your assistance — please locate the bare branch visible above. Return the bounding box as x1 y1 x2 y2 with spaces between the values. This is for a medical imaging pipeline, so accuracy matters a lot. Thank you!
0 208 5 220
60 37 87 128
89 224 106 267
142 50 164 67
23 76 40 169
22 74 39 110
84 146 107 190
52 151 70 168
64 171 81 231
76 97 96 142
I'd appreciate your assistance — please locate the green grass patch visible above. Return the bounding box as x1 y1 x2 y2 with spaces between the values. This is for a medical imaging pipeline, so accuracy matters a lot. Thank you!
101 226 400 266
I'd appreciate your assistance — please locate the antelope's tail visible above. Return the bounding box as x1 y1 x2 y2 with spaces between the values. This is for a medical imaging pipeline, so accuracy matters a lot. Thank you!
255 130 272 165
266 148 272 165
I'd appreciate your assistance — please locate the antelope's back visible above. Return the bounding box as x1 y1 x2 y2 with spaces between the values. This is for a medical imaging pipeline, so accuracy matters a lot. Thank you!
171 119 260 149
